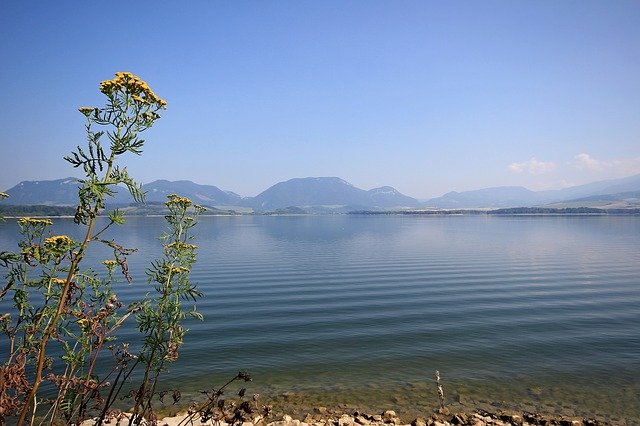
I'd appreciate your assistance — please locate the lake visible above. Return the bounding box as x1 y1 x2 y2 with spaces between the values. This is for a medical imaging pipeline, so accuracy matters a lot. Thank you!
1 215 639 422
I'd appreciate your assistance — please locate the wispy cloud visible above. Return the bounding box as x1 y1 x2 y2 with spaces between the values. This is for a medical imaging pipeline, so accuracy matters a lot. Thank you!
573 153 640 175
505 153 640 192
508 157 557 174
574 153 605 171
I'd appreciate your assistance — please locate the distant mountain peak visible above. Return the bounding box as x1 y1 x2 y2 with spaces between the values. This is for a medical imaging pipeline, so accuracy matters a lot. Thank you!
297 176 354 185
249 177 419 211
4 178 80 206
426 186 539 208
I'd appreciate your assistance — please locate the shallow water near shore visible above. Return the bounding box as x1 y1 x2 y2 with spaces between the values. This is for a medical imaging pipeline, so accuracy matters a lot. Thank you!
1 215 639 423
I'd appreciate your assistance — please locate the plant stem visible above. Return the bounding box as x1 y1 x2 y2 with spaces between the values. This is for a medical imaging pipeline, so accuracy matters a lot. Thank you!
16 157 115 425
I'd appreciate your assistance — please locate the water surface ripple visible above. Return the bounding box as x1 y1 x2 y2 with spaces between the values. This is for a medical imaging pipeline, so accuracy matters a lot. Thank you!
1 215 638 422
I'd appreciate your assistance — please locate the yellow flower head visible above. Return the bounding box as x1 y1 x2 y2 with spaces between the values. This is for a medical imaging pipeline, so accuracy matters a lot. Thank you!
103 260 120 274
44 235 77 254
166 194 193 208
142 111 161 121
51 278 67 285
131 94 148 104
99 71 166 109
78 107 97 117
77 318 90 330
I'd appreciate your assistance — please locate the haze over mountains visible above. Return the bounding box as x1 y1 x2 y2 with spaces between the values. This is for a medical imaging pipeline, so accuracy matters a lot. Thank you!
425 173 640 208
3 174 640 211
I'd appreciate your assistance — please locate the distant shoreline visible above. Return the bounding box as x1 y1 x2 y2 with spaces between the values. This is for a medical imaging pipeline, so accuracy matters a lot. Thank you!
2 205 640 218
349 208 640 216
4 213 640 219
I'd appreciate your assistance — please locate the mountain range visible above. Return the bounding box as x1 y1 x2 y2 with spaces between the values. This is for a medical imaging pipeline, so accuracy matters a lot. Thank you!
3 174 640 211
425 173 640 208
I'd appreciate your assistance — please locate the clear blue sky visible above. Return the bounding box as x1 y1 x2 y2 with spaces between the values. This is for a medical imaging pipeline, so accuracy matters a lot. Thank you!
1 1 639 199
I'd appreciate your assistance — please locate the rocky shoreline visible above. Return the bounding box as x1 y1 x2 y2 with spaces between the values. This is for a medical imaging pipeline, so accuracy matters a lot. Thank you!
93 406 622 426
260 408 614 426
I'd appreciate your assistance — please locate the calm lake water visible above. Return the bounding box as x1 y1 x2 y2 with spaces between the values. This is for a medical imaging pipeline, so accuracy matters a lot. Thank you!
1 215 639 422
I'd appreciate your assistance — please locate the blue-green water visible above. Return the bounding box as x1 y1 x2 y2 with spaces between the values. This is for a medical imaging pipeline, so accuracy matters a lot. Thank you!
1 215 639 422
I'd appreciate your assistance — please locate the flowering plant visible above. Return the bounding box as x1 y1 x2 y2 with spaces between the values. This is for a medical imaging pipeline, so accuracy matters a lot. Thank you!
0 73 204 425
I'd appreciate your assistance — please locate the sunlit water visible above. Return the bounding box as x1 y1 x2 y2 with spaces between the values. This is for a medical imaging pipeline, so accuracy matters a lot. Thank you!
1 215 639 423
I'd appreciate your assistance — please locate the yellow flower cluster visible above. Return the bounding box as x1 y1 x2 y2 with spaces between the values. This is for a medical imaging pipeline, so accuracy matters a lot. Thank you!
166 194 193 208
18 217 53 226
164 241 198 251
102 259 118 267
44 235 76 254
51 278 67 285
99 72 167 107
163 265 190 275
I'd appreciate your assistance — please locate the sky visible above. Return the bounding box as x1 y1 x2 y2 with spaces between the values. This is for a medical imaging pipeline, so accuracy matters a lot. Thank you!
1 1 639 200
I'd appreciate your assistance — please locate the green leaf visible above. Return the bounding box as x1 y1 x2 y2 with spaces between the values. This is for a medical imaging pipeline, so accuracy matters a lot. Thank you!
108 209 126 225
190 310 204 321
